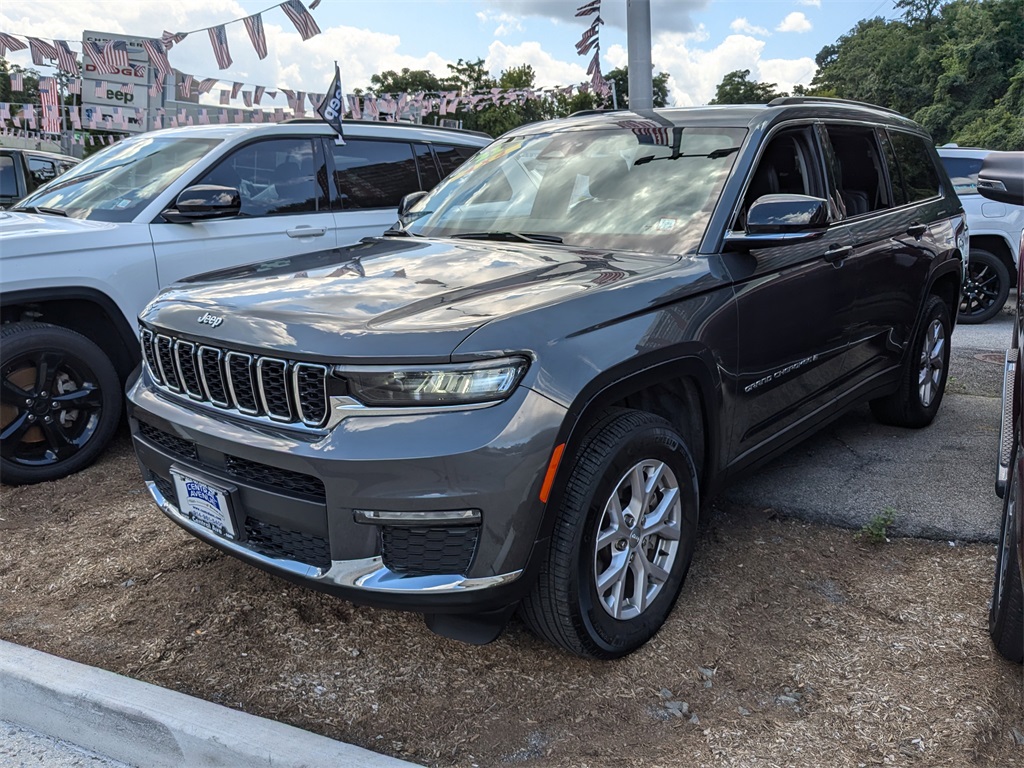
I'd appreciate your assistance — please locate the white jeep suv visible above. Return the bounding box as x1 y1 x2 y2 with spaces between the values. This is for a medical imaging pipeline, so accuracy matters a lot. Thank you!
0 120 490 484
938 146 1024 323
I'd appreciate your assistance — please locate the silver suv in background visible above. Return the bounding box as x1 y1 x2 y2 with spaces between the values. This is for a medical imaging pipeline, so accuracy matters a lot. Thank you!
0 121 490 485
938 146 1024 323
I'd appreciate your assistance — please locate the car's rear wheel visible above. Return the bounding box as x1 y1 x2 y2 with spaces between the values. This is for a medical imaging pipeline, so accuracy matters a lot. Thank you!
959 247 1009 325
991 441 1024 663
870 294 950 428
520 409 699 658
0 323 121 485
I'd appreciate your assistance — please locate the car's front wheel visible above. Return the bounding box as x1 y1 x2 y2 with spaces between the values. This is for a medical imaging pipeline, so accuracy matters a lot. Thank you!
991 441 1024 663
520 409 699 658
0 322 122 485
959 247 1010 325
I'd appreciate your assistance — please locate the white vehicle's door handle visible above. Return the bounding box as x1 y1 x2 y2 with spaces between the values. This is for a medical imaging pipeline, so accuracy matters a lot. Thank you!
286 226 327 238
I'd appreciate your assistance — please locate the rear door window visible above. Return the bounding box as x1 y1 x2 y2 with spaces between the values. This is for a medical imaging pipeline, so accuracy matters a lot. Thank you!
888 131 943 204
28 157 58 187
823 125 891 217
331 139 419 208
433 143 479 178
414 143 441 190
0 155 16 197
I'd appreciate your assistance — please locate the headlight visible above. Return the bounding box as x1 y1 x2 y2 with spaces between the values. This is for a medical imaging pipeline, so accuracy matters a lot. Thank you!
334 357 529 406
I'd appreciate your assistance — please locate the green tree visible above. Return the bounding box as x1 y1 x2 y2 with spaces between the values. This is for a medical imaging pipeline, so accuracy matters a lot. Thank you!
599 66 670 109
709 69 787 104
0 58 42 105
367 68 443 96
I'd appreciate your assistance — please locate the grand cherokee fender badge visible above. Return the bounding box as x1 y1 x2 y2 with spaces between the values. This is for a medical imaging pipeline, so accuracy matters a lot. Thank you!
197 312 224 329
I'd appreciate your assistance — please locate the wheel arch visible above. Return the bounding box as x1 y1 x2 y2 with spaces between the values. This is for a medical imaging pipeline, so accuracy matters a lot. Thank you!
541 348 723 529
0 287 140 381
926 260 963 328
970 234 1016 276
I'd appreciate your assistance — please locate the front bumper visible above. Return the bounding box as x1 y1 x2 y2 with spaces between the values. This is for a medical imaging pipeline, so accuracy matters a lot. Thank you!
127 371 566 614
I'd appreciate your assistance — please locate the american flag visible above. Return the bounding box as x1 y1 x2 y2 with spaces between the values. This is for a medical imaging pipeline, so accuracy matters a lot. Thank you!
27 37 58 66
576 25 599 55
68 78 81 94
0 32 27 56
197 78 219 94
120 82 134 95
219 89 230 105
82 41 117 75
243 13 268 60
39 77 60 133
295 91 306 116
586 50 601 76
242 91 252 107
143 39 173 80
102 40 131 70
254 85 265 104
231 81 243 98
208 25 232 70
179 74 194 98
281 0 321 41
162 31 187 50
10 72 23 92
575 0 601 16
54 41 78 74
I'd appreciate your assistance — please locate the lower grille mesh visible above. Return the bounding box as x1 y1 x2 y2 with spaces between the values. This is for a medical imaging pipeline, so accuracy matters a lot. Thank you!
381 525 479 576
244 517 331 570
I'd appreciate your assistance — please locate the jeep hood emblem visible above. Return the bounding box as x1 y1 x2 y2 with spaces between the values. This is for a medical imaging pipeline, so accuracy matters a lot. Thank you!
197 312 224 328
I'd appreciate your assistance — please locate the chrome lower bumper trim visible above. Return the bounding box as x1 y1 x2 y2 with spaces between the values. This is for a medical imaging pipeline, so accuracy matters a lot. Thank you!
146 480 523 594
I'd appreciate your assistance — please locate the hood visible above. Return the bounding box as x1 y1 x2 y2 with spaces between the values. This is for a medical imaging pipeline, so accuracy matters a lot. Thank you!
0 210 120 241
142 236 684 362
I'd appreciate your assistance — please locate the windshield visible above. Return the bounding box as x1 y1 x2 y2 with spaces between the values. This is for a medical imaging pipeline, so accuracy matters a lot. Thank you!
15 135 221 222
405 122 746 255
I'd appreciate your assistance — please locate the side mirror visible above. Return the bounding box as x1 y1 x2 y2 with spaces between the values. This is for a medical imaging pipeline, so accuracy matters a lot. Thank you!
163 185 241 223
398 190 428 219
724 194 829 251
977 152 1024 206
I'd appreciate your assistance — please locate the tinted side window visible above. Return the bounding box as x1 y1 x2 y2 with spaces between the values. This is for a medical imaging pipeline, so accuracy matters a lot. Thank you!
939 156 983 195
824 125 890 217
0 155 16 197
877 130 907 207
28 157 57 186
197 137 324 217
332 139 418 209
889 131 942 203
434 144 478 178
413 143 441 190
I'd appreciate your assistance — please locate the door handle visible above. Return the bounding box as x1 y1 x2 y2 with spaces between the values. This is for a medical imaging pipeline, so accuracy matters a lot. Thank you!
906 223 927 238
286 226 327 238
823 244 852 263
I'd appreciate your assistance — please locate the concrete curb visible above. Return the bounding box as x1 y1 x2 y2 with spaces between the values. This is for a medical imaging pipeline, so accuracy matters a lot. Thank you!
0 640 418 768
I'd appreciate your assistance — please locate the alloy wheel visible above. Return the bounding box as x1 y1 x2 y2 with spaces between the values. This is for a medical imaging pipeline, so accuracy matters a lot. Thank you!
917 318 945 408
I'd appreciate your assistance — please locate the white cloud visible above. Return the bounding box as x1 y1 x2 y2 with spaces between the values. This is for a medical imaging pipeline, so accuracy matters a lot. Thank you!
484 0 711 34
605 31 816 107
776 12 812 33
477 10 523 37
485 40 587 87
729 18 770 37
797 0 822 6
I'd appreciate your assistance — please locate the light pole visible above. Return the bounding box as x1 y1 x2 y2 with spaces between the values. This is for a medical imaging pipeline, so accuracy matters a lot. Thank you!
626 0 653 111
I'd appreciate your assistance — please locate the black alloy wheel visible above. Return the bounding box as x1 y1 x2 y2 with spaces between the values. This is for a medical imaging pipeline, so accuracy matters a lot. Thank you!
0 323 121 485
959 247 1010 325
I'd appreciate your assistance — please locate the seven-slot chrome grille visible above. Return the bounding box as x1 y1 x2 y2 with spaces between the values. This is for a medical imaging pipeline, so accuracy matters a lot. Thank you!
141 329 328 427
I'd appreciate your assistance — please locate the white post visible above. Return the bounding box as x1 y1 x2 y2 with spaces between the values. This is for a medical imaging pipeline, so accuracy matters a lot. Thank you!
626 0 653 111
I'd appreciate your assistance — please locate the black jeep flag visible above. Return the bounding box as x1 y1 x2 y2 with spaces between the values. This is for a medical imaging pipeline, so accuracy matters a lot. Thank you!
317 63 345 142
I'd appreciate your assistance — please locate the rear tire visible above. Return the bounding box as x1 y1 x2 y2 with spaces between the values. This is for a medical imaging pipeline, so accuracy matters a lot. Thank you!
870 295 950 428
520 409 699 658
991 442 1024 663
0 322 121 485
959 247 1009 325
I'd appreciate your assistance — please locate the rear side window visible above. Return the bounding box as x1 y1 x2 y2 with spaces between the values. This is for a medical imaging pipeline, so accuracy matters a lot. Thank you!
28 157 57 187
332 139 419 209
939 156 983 195
0 155 16 197
824 125 890 217
413 143 441 190
434 144 478 178
889 131 942 203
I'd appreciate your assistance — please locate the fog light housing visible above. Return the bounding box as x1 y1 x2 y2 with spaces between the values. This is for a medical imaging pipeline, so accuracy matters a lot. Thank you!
354 508 481 526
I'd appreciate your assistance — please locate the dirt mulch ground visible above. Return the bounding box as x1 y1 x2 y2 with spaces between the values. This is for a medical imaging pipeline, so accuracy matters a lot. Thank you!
1 433 1022 767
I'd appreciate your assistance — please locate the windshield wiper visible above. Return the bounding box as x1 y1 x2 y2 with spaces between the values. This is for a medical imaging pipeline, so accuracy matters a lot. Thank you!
13 205 67 217
634 146 740 165
452 231 564 244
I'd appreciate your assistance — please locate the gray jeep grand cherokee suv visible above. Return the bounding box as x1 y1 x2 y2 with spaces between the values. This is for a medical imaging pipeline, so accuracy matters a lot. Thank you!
129 98 966 658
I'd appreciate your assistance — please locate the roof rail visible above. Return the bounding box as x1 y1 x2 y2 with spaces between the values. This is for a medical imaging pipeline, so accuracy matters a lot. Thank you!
766 96 904 117
566 109 619 118
279 117 491 139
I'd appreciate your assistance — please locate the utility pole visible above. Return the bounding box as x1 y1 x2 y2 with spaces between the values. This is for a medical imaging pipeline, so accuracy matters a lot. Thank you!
626 0 653 111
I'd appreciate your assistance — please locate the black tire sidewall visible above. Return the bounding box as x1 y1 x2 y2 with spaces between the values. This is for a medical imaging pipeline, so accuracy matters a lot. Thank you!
959 247 1009 325
0 323 122 485
571 420 699 657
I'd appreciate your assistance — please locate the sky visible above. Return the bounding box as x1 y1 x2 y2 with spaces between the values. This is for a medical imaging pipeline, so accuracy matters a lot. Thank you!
0 0 900 107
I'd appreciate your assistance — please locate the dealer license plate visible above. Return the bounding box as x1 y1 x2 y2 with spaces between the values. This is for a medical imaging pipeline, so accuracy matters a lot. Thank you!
170 469 236 538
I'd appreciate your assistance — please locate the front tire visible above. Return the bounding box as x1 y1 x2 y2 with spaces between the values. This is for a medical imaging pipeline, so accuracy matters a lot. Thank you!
990 442 1024 663
870 295 951 428
520 409 699 659
959 247 1009 325
0 322 122 485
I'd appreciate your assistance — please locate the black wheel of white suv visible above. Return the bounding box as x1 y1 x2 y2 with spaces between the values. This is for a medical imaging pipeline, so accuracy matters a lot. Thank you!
959 247 1009 325
0 323 121 485
520 409 699 659
991 440 1024 663
870 295 950 429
